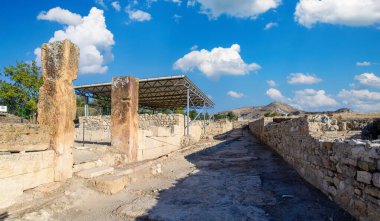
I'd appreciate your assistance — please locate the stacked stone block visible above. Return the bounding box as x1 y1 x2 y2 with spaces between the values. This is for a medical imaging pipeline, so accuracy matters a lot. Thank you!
249 117 380 221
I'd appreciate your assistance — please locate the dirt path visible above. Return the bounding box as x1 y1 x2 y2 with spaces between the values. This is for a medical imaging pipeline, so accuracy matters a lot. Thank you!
10 128 355 221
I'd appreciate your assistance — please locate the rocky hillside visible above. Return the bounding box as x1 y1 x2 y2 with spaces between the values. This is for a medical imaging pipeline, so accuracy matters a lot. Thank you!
219 102 301 120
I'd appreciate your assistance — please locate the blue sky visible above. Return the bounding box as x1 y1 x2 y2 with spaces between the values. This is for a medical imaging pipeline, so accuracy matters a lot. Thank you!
1 0 380 112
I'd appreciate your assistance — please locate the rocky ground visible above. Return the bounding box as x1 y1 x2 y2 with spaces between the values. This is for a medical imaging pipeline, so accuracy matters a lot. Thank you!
8 128 355 221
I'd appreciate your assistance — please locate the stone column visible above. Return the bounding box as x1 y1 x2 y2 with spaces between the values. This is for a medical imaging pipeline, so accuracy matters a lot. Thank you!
111 76 139 162
37 40 79 181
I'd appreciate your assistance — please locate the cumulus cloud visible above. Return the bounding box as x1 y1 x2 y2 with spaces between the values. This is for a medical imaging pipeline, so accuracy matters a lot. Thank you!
264 22 278 30
193 0 281 19
295 0 380 28
356 61 371 66
111 1 121 11
37 7 82 25
338 89 380 112
355 73 380 88
267 80 278 87
227 90 244 98
293 89 338 110
173 44 261 79
287 73 322 84
126 9 152 22
36 7 115 74
266 88 338 111
266 88 288 102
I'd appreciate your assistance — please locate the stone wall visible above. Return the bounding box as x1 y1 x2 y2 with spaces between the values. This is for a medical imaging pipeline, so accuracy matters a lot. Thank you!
0 113 27 124
75 114 184 142
75 114 203 161
0 123 50 152
249 117 380 221
0 124 55 209
75 115 236 141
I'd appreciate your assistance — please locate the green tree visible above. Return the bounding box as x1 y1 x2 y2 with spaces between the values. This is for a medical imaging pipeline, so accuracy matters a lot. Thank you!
226 111 238 121
0 61 43 118
189 110 198 120
174 107 184 115
213 113 226 120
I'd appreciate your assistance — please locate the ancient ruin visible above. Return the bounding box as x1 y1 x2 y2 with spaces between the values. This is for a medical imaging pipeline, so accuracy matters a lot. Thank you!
37 39 79 181
111 76 139 161
1 39 380 221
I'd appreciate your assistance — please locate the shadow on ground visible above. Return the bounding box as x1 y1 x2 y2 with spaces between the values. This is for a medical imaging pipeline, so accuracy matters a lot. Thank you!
137 127 356 221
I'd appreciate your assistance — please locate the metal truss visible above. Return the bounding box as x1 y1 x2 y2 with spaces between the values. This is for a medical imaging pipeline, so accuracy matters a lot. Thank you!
74 75 214 136
74 75 214 109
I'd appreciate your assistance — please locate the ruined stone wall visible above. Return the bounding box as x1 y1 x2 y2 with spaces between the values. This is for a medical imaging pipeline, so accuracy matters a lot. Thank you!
0 124 55 209
249 117 380 221
74 114 203 161
75 114 184 142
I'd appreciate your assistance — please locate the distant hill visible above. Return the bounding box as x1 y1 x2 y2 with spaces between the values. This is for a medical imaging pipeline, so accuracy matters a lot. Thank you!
218 102 360 121
219 102 301 120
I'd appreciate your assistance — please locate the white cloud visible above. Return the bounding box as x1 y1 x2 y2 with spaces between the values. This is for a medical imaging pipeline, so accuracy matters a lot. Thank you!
264 22 278 30
190 45 198 50
37 7 82 25
95 0 108 9
36 7 115 74
227 90 244 98
338 89 380 112
194 0 281 19
266 88 288 102
267 80 278 87
266 88 338 111
173 44 261 79
111 1 121 11
295 0 380 28
173 14 182 23
293 89 338 110
287 73 322 84
356 61 371 66
34 48 42 66
355 73 380 88
127 9 152 22
171 0 182 5
187 0 197 7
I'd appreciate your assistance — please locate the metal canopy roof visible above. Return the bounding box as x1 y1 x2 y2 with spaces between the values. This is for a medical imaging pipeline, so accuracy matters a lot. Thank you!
74 75 214 109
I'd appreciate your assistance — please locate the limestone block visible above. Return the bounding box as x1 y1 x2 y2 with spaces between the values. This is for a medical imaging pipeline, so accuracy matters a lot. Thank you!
364 185 380 198
73 160 104 173
0 150 55 179
77 166 114 179
38 40 79 181
0 124 50 152
372 173 380 188
357 171 372 184
94 175 129 194
111 76 139 162
150 126 172 137
0 168 54 209
358 161 376 171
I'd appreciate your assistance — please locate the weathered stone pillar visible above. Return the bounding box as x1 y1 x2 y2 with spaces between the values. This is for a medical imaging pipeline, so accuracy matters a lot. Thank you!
111 76 139 162
37 40 79 181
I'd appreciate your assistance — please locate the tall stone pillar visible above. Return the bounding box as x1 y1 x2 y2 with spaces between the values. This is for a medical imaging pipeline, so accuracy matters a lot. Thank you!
37 40 79 181
111 76 139 162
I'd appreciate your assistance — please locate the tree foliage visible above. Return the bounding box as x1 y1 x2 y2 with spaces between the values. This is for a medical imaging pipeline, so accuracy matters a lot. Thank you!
0 61 43 118
213 112 238 121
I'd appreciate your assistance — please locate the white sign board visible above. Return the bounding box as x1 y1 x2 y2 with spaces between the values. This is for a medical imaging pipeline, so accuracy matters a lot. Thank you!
0 106 7 113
